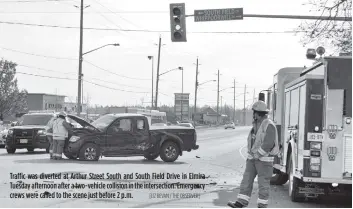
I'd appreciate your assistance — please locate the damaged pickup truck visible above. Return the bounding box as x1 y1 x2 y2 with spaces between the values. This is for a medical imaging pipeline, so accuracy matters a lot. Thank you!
64 113 199 162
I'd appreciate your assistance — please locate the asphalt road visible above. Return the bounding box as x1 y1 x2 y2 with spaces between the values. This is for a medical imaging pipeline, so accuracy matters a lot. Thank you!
0 126 351 208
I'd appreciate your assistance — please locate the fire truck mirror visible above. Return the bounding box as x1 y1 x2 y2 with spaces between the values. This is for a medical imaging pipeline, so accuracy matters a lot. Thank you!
258 93 265 102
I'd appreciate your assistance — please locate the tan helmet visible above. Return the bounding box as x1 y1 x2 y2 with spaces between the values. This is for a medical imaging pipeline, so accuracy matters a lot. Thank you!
252 101 269 112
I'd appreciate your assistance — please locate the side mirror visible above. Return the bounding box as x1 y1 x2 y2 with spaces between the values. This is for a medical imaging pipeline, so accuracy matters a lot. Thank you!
258 93 265 102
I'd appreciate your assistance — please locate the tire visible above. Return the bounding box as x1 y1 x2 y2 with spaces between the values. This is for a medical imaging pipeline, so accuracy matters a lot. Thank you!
64 153 77 160
144 153 159 161
288 155 305 202
270 172 289 185
160 141 180 162
7 148 16 154
79 143 100 161
27 148 34 152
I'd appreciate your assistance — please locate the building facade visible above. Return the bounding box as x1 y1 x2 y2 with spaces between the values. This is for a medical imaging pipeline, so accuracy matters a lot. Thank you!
27 93 66 112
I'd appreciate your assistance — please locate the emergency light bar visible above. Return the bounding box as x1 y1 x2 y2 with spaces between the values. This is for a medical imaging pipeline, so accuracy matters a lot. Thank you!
28 110 56 114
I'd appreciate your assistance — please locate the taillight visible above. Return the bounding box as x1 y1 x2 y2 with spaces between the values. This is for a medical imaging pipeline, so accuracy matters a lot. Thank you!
310 142 322 150
310 142 321 174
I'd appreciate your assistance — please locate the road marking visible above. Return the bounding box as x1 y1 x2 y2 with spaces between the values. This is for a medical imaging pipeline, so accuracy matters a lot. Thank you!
239 144 247 160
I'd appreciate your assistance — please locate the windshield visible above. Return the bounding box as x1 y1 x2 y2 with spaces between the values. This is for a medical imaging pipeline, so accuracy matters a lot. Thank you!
91 115 116 130
178 123 191 127
21 114 53 126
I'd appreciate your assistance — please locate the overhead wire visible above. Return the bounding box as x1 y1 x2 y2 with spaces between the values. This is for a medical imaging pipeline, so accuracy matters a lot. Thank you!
0 46 77 60
16 63 149 89
15 71 150 93
0 20 317 34
83 60 150 81
0 0 72 3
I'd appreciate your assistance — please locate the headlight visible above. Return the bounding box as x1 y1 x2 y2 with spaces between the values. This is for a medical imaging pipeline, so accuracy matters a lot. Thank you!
37 130 45 135
69 136 80 142
346 118 351 124
8 130 13 135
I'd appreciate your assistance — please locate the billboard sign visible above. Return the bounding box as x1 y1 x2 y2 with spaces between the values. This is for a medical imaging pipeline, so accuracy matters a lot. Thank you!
174 93 190 121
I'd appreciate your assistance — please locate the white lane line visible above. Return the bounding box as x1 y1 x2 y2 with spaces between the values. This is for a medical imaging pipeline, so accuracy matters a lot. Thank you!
239 144 247 160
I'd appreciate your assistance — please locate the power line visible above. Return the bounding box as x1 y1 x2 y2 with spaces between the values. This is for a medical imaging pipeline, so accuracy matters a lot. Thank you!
0 0 72 3
16 71 77 80
0 46 77 60
0 20 321 34
18 64 76 75
0 10 167 13
16 71 150 93
84 60 150 81
84 80 148 94
17 63 148 89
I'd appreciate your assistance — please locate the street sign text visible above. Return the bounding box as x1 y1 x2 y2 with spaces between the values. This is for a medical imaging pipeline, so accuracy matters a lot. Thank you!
194 8 243 22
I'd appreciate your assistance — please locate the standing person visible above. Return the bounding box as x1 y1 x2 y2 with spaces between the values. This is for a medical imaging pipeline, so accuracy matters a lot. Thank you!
46 115 57 159
52 112 72 160
227 101 279 208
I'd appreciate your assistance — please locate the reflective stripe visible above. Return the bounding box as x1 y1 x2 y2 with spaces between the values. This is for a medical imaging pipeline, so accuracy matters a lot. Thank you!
259 156 274 162
258 147 267 156
257 198 268 205
237 194 250 202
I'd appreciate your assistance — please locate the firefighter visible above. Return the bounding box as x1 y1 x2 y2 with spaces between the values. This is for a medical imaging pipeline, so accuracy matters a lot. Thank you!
228 100 279 208
52 112 72 160
46 115 57 159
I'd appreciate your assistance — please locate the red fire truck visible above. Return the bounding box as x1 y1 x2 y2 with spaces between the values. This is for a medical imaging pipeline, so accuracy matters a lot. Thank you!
260 48 352 201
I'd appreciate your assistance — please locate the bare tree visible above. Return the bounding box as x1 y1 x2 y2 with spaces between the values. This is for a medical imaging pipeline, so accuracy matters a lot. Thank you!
0 59 28 120
298 0 352 54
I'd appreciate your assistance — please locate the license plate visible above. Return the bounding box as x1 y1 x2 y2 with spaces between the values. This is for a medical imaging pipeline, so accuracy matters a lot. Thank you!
20 139 28 143
307 132 324 142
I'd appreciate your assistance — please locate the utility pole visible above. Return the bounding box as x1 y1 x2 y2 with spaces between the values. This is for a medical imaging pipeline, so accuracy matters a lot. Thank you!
194 57 199 114
221 96 223 114
181 67 184 121
77 0 84 116
243 84 247 126
233 79 235 122
253 88 256 103
216 69 220 124
155 35 162 110
148 56 154 109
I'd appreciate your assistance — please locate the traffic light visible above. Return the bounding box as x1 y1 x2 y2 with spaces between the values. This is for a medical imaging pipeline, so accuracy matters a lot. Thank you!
170 3 187 42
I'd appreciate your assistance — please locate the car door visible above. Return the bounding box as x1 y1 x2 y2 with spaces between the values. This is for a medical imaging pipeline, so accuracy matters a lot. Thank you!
105 118 134 154
130 117 150 154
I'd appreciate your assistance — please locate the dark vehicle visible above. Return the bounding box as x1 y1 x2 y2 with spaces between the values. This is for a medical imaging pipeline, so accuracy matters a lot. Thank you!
5 113 54 154
64 113 199 162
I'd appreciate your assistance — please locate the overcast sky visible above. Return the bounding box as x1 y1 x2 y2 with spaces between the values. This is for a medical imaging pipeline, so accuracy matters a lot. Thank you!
0 0 332 108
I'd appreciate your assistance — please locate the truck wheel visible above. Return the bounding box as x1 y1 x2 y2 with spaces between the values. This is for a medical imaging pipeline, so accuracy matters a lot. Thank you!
270 172 288 185
288 155 305 202
144 153 159 161
79 143 100 161
7 148 16 154
27 148 34 152
160 141 180 162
